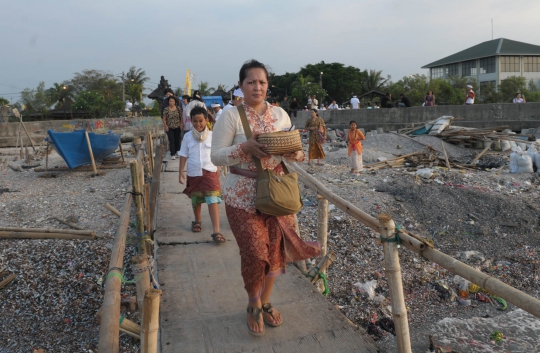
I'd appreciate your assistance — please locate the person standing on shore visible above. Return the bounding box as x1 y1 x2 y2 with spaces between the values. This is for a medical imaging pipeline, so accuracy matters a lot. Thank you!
280 96 290 115
289 97 299 117
513 92 526 103
305 109 326 166
464 85 475 105
424 90 435 106
346 120 365 174
350 94 360 109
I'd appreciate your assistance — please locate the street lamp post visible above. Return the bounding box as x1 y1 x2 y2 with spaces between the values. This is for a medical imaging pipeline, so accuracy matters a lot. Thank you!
62 85 67 120
320 72 323 88
271 85 287 97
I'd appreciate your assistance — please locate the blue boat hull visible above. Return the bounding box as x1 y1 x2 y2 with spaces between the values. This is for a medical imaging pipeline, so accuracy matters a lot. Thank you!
47 130 121 169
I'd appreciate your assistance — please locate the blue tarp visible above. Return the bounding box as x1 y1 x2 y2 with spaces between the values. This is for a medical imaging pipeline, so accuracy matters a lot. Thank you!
202 96 224 108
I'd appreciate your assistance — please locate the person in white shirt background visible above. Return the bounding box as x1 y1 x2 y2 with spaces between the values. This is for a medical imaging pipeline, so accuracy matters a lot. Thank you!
513 92 526 104
178 106 225 243
222 87 244 114
211 103 223 122
310 95 318 109
350 94 360 109
328 100 339 110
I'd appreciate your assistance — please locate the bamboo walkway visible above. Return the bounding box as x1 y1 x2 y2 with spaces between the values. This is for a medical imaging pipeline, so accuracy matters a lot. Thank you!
154 159 381 353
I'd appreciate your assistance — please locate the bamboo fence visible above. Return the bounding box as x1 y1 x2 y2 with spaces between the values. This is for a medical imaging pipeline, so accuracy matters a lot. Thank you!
98 133 165 353
289 162 540 352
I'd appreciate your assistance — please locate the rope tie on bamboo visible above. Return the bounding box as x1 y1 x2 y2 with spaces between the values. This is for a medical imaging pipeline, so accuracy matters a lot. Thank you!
318 272 330 296
104 267 136 287
119 314 125 325
379 224 402 249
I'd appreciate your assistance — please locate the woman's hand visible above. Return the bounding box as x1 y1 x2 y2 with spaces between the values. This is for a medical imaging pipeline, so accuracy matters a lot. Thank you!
164 125 169 132
179 171 186 184
241 133 269 159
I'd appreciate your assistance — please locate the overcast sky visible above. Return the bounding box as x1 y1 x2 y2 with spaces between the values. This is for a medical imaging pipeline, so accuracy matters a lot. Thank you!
1 0 539 103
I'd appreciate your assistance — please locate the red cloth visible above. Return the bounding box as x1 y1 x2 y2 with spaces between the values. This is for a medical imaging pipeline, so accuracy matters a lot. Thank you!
225 204 320 302
183 169 221 198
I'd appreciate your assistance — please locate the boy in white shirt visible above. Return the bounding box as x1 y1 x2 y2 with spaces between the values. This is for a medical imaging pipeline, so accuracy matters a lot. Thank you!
179 106 225 243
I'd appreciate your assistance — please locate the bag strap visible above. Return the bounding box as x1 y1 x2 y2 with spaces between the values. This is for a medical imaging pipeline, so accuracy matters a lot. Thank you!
237 104 263 174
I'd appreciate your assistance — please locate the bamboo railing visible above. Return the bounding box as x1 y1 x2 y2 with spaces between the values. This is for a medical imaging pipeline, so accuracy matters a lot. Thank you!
289 162 540 353
98 132 165 353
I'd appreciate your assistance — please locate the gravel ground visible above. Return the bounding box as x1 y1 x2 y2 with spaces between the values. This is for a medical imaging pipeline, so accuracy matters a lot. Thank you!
297 133 540 352
0 147 141 353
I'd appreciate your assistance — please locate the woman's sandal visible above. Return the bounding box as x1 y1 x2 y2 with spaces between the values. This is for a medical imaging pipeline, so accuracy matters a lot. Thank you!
191 221 202 232
211 232 226 244
246 306 265 336
262 303 283 327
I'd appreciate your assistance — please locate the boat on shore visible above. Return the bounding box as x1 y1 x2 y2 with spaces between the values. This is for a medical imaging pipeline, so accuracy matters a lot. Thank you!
46 129 121 169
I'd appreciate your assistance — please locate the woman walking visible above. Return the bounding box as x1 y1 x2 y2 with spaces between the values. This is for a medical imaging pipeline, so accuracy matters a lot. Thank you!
162 96 183 159
346 121 365 174
305 109 326 166
211 59 320 336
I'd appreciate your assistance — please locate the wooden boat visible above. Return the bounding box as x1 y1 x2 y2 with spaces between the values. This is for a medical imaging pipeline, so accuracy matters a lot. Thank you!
46 129 121 169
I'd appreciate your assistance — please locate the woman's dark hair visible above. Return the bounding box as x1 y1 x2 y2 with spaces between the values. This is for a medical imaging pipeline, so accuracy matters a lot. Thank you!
311 108 318 116
239 59 269 83
190 106 208 119
164 88 174 94
192 90 203 102
167 96 177 104
516 92 521 97
349 120 357 125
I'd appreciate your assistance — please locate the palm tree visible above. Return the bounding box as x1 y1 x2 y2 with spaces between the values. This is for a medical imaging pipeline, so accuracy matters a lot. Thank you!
197 81 215 96
125 83 143 116
47 82 74 108
216 83 228 91
291 74 316 105
126 66 149 104
364 69 389 92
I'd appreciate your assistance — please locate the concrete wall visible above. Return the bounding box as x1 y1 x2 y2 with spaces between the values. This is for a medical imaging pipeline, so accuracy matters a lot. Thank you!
0 116 163 147
290 102 540 132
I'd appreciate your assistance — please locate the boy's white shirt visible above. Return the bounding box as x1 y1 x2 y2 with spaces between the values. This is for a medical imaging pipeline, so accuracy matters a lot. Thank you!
178 131 217 176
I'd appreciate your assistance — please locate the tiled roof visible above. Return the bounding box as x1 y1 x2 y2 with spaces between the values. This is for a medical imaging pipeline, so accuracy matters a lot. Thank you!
422 38 540 68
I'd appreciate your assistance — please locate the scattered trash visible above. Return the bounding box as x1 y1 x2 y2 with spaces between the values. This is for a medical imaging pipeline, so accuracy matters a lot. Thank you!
490 331 505 344
415 168 433 179
353 280 377 300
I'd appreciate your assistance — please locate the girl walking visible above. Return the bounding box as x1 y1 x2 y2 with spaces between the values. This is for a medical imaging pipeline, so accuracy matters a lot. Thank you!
346 121 365 174
179 106 225 243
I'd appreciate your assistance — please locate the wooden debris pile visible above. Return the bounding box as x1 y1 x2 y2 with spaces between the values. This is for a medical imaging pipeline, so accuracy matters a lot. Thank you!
438 125 536 148
365 146 484 171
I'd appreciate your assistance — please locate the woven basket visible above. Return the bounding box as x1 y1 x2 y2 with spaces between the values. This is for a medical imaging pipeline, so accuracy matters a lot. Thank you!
257 131 303 155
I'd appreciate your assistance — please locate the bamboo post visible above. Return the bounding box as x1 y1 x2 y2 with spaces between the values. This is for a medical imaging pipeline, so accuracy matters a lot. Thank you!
84 130 98 176
52 217 84 230
317 196 329 259
98 190 133 353
471 142 492 165
0 273 16 290
378 213 411 353
141 289 162 353
133 137 142 153
149 145 164 237
105 203 121 217
45 142 49 172
130 160 147 254
0 227 94 240
118 142 125 163
18 115 36 152
147 133 154 173
144 184 151 233
132 254 152 316
309 251 337 284
97 308 141 339
440 141 450 169
34 164 127 172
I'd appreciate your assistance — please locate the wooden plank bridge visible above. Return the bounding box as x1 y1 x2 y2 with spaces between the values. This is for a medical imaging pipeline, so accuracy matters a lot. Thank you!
154 159 381 353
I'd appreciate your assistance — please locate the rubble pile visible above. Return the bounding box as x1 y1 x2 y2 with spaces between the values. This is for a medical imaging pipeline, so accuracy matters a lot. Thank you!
297 132 540 351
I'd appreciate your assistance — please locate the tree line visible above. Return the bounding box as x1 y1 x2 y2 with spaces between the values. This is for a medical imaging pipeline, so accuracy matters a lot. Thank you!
269 61 540 107
3 62 539 121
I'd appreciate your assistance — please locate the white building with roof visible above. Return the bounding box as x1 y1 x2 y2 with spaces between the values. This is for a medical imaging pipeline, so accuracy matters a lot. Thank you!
422 38 540 92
